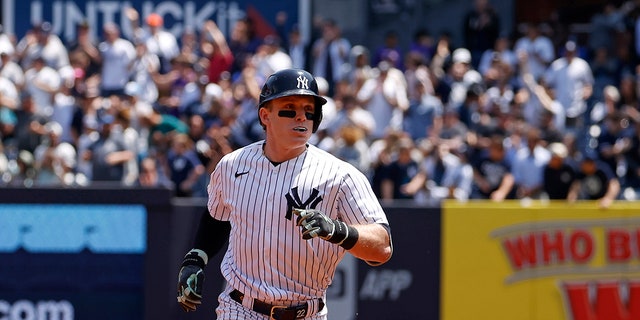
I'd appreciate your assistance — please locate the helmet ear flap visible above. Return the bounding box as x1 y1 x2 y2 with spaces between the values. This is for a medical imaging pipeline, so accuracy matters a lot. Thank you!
312 105 323 133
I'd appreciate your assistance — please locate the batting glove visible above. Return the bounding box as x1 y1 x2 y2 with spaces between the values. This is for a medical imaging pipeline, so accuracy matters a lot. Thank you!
293 208 359 249
177 249 208 312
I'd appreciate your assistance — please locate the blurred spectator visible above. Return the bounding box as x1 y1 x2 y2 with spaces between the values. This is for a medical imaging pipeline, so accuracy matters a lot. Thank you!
404 51 434 103
589 47 621 103
403 142 473 204
83 111 135 183
595 111 632 175
543 40 594 133
136 156 173 189
24 56 61 118
152 53 201 119
379 137 419 200
125 9 179 75
128 38 160 105
589 3 629 55
511 127 551 199
0 50 26 90
463 0 501 68
543 142 576 200
202 19 234 84
311 18 351 97
228 17 261 76
478 32 517 81
10 93 48 154
165 132 205 197
6 150 37 187
430 31 453 81
471 135 515 200
439 108 468 154
67 21 101 79
568 151 621 208
520 54 565 131
99 22 135 97
403 76 443 142
16 21 70 72
325 94 375 139
622 119 640 200
343 45 374 96
253 34 292 80
441 48 482 108
357 61 409 141
514 22 555 82
372 30 403 70
33 121 76 186
228 65 264 149
590 85 621 127
331 123 371 175
408 28 435 64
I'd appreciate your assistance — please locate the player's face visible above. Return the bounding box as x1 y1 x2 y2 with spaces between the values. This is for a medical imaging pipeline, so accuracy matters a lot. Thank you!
262 95 315 145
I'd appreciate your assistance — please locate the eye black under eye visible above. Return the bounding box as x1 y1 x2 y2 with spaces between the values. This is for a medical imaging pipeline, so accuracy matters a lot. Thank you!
278 110 296 118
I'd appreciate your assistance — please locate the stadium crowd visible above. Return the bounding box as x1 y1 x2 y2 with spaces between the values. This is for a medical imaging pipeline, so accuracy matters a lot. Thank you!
1 2 640 207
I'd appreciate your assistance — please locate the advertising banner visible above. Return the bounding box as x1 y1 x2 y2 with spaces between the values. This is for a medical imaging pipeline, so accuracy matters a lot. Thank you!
441 200 640 320
2 0 300 44
0 204 147 320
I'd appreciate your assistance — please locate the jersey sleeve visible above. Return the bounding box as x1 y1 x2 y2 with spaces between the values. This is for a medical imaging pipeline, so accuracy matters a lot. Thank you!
207 159 231 221
337 167 388 226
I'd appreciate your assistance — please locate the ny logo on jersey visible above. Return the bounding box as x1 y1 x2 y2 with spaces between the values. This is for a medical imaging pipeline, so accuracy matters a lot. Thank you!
285 187 322 220
296 75 309 90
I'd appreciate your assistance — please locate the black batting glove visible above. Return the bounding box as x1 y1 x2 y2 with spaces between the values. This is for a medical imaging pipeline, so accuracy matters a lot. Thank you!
293 208 359 250
177 249 208 312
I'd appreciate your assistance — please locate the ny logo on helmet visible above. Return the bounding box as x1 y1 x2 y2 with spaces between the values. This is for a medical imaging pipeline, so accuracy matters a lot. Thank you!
297 75 309 90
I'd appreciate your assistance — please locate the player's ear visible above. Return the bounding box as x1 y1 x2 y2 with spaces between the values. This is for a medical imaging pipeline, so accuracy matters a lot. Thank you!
259 105 271 128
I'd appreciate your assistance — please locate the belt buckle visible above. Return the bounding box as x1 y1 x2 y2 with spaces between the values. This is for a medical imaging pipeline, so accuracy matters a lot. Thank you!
270 305 288 320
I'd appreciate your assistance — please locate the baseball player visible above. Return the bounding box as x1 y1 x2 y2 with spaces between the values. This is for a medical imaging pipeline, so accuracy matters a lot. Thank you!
176 68 393 319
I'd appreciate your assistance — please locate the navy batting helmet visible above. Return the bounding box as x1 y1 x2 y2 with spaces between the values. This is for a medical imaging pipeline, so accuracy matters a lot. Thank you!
258 69 327 133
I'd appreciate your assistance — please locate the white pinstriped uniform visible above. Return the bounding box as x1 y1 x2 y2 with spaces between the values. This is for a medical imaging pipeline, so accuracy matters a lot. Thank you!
207 141 388 319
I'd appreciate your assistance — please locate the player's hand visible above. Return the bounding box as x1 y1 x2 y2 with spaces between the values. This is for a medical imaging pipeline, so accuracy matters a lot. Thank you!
177 249 208 312
294 208 339 241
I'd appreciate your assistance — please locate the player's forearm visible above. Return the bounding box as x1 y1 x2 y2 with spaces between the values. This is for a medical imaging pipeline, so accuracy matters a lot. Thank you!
347 223 392 265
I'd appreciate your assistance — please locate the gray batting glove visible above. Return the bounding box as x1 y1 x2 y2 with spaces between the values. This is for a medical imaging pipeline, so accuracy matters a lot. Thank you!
293 208 342 241
177 249 208 312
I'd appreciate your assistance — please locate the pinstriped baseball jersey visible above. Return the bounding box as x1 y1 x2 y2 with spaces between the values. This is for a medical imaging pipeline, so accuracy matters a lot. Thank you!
207 140 387 304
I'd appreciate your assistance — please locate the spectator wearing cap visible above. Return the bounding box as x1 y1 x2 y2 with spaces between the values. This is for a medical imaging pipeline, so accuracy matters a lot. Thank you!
98 22 136 97
543 40 594 133
568 151 620 208
442 47 482 109
16 21 70 72
543 142 576 200
144 13 179 74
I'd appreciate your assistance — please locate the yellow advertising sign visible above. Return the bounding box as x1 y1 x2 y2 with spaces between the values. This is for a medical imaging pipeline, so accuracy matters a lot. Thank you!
441 200 640 320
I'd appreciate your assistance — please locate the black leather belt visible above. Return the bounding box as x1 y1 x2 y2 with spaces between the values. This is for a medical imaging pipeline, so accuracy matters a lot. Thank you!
230 289 324 320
